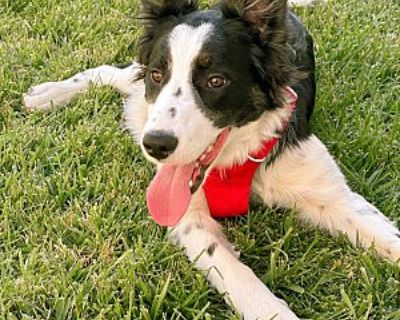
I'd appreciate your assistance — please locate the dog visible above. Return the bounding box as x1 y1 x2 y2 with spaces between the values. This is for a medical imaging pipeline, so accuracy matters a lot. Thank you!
23 0 400 318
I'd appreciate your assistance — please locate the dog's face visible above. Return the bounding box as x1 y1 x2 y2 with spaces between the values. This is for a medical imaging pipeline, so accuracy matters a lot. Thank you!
138 0 297 225
137 0 294 164
142 22 268 169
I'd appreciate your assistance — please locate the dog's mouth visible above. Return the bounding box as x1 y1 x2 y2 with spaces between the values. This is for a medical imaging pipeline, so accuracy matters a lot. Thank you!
189 128 231 194
146 128 230 227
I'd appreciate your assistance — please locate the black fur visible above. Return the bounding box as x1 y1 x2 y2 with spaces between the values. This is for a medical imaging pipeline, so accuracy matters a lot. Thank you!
138 0 198 66
207 242 218 255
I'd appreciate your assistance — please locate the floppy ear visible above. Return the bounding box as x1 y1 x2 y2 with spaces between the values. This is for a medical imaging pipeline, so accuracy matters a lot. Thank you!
221 0 300 107
138 0 198 65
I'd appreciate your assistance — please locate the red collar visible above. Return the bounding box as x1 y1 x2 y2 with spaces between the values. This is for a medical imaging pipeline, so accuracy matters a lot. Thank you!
203 87 297 218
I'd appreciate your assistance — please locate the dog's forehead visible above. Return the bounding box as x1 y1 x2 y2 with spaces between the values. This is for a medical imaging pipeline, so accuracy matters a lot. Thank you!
152 10 228 64
167 23 214 68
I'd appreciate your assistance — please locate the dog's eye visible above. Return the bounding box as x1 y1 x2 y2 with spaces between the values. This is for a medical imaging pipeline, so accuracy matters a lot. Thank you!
151 70 163 84
208 75 227 88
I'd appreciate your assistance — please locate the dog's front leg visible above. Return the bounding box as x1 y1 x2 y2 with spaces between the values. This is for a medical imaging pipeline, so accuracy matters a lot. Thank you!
253 135 400 262
170 189 300 320
24 62 143 111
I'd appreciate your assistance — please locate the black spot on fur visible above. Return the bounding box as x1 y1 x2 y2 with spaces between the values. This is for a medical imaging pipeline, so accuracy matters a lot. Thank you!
184 225 191 234
169 107 177 117
73 78 79 83
196 222 204 230
115 62 133 69
372 209 380 215
174 87 182 96
207 242 217 256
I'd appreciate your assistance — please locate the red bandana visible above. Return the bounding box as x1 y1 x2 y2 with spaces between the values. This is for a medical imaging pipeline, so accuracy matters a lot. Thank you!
203 87 297 218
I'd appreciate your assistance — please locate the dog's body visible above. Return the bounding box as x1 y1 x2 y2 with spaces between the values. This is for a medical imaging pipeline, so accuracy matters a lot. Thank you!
23 0 400 318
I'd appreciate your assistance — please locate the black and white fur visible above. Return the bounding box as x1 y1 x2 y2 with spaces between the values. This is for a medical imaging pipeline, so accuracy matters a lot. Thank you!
23 0 400 318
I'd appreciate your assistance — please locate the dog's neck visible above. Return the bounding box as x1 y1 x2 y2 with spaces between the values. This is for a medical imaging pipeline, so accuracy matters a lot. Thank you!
214 105 293 169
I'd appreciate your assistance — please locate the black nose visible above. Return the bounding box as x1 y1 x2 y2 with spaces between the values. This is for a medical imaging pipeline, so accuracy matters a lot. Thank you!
142 131 178 160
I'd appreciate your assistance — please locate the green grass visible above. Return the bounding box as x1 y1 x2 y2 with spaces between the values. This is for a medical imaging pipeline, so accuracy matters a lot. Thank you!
0 0 399 319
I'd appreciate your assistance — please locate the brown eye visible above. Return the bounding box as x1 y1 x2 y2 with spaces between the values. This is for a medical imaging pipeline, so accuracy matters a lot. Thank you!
151 70 163 84
208 75 227 88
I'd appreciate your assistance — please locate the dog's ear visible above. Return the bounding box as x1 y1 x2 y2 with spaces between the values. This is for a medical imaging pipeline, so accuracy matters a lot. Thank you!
221 0 301 107
138 0 198 65
220 0 288 44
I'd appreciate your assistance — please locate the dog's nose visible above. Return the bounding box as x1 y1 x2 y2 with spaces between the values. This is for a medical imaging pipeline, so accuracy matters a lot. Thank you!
143 131 178 160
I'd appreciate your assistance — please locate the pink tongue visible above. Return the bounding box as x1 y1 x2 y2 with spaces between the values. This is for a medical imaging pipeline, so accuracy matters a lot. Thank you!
147 163 195 226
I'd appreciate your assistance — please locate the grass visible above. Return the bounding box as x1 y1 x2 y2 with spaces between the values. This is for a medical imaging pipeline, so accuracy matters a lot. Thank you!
0 0 399 319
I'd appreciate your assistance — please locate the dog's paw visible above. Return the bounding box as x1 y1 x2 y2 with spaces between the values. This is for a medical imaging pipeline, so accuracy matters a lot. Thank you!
23 81 77 112
227 270 300 320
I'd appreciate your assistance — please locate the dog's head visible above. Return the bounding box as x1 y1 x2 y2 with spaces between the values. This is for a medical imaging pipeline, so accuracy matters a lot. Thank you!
136 0 297 225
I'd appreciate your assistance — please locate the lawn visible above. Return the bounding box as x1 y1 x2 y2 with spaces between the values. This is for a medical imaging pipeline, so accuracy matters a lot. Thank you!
0 0 399 319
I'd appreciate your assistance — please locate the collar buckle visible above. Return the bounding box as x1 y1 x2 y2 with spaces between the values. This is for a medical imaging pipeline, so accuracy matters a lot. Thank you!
247 155 266 163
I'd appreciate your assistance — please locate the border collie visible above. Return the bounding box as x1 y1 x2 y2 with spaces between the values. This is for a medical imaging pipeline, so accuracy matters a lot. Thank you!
23 0 400 318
